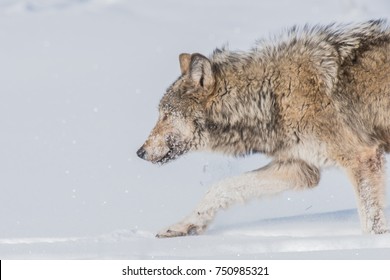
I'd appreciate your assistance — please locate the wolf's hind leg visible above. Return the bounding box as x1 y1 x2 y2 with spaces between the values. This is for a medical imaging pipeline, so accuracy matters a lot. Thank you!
343 146 388 234
156 159 320 238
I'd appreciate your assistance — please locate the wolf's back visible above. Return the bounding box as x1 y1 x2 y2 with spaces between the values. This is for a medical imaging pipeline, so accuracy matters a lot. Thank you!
325 19 390 63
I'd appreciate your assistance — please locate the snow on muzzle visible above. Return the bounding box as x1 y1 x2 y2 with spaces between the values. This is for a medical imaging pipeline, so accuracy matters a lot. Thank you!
137 133 189 164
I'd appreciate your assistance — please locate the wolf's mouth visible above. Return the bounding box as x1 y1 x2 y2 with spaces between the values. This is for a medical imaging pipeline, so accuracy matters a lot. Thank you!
155 147 187 164
154 137 189 165
155 149 176 164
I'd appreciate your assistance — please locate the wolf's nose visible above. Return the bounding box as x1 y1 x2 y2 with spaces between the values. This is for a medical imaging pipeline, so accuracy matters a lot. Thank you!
137 147 146 159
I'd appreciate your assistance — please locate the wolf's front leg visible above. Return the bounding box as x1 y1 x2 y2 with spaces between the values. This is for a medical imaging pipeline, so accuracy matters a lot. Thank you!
157 159 320 238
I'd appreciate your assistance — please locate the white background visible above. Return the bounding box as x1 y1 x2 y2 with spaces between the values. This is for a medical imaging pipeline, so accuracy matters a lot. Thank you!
0 0 389 259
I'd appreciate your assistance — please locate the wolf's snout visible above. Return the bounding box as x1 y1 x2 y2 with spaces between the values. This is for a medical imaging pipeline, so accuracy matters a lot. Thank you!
136 146 146 160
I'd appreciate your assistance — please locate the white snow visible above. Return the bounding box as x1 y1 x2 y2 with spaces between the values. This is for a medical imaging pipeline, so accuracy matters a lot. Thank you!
0 0 389 259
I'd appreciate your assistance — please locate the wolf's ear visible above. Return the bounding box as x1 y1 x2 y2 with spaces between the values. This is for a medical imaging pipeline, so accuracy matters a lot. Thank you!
189 53 214 89
179 53 191 75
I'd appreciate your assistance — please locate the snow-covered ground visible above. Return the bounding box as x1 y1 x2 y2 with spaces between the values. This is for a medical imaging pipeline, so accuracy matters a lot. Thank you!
0 0 389 259
1 209 390 259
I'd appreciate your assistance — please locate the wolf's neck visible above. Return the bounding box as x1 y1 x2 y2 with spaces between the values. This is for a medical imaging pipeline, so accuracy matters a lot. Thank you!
203 51 283 156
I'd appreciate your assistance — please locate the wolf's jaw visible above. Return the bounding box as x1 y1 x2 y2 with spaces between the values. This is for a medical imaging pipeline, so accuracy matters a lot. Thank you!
154 150 175 164
154 146 190 165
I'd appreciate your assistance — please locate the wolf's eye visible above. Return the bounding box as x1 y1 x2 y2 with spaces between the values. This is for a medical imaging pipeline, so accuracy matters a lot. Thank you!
162 114 168 122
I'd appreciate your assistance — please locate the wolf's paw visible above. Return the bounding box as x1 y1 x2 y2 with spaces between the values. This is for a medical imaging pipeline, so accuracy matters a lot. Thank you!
370 221 389 234
156 223 205 238
372 228 389 234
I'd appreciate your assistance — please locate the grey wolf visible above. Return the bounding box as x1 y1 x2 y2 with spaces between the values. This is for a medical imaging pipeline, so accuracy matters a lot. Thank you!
137 19 390 237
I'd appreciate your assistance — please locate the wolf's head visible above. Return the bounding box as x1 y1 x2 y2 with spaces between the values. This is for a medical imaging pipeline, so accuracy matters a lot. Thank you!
137 53 215 164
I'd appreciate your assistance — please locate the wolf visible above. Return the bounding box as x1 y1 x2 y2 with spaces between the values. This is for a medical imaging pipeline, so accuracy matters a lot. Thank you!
137 19 390 237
